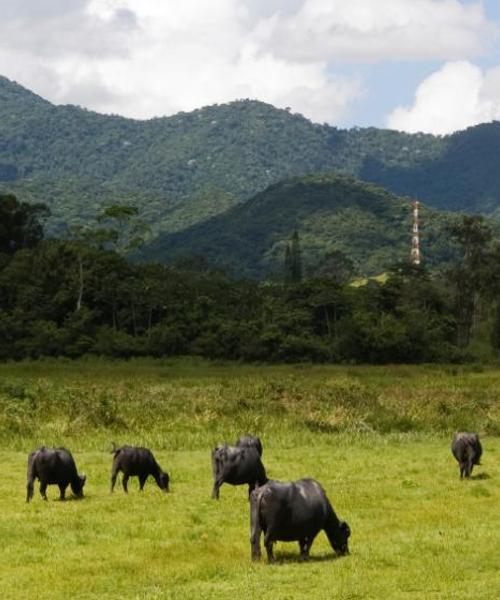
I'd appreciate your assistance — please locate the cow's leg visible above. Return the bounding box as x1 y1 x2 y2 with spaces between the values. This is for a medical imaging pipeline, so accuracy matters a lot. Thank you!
110 466 119 492
212 479 222 500
139 475 147 491
58 484 66 501
264 535 275 564
310 533 318 552
248 482 256 500
250 490 262 561
122 474 130 493
264 525 277 563
26 478 35 503
299 538 310 561
40 481 48 501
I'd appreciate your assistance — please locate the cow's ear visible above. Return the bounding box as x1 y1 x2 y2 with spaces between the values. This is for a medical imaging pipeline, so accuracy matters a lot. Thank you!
82 474 87 483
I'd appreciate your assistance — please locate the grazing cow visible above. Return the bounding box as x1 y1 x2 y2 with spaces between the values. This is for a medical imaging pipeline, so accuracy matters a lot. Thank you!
236 435 263 457
211 443 267 500
26 447 86 502
452 432 482 479
110 445 169 493
250 478 351 563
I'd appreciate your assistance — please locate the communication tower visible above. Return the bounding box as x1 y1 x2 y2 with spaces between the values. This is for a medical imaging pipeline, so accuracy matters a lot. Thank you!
410 199 421 265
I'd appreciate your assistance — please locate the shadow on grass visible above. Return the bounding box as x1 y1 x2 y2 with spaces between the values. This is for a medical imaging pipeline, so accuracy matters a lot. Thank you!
269 551 345 565
27 494 87 503
470 472 491 480
53 494 88 502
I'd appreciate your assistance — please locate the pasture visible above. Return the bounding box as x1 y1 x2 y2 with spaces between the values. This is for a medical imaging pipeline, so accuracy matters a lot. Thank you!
0 359 499 599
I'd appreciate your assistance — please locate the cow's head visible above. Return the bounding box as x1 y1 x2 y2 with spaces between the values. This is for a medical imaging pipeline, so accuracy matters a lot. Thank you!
72 474 86 498
159 471 170 492
332 521 350 556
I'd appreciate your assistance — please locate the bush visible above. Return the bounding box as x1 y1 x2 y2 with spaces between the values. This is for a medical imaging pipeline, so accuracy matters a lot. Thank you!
92 327 146 358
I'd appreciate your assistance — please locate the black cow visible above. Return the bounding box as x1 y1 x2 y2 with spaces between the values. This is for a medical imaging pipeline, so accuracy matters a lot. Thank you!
250 478 351 562
211 443 267 500
111 445 169 493
452 432 483 479
236 435 263 457
26 447 86 502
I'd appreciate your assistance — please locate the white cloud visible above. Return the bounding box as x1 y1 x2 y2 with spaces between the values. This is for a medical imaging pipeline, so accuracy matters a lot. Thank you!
0 0 497 125
87 0 368 122
387 61 500 134
0 0 134 58
0 0 366 123
260 0 495 62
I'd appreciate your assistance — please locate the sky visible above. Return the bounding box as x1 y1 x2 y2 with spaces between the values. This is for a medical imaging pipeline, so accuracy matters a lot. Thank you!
1 0 500 134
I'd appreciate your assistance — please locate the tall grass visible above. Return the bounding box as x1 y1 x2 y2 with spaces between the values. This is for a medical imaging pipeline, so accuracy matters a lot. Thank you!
0 358 499 450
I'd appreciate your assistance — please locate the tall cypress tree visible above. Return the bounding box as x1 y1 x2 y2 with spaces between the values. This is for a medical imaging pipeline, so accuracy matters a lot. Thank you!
290 230 303 283
284 242 292 284
284 230 303 284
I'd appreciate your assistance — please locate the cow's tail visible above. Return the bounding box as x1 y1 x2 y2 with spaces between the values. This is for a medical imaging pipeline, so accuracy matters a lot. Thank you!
26 451 37 503
473 439 482 465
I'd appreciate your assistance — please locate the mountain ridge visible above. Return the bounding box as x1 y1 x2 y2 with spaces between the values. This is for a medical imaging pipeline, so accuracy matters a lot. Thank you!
0 75 441 208
139 172 460 278
0 75 499 268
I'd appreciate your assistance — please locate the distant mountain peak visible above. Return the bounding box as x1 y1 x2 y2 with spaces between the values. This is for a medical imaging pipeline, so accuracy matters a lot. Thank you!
0 75 52 107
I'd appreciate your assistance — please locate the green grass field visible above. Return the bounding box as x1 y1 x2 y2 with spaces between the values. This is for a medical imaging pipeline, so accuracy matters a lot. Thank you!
0 359 499 599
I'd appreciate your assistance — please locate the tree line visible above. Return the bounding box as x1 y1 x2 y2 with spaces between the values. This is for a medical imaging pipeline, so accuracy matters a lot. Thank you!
1 193 500 363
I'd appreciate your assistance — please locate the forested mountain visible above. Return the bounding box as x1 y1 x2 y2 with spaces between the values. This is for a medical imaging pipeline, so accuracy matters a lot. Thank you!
360 122 500 214
1 74 500 267
140 173 459 278
0 76 441 236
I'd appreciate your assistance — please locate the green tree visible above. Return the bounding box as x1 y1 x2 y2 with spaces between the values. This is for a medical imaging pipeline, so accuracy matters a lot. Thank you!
97 204 151 255
284 230 303 284
0 193 48 254
315 249 354 284
447 215 492 347
64 205 149 312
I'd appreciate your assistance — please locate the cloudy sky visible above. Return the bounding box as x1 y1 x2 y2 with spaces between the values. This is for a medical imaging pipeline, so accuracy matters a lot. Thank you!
1 0 500 134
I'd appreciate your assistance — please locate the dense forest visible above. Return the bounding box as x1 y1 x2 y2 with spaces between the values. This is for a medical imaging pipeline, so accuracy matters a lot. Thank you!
2 192 500 364
141 173 461 278
3 75 500 364
2 75 500 264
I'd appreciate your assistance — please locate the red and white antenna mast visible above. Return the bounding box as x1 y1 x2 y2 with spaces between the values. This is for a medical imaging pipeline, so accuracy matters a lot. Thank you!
410 199 421 265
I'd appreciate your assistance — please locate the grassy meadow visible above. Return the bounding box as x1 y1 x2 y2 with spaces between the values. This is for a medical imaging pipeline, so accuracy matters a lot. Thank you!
0 358 499 599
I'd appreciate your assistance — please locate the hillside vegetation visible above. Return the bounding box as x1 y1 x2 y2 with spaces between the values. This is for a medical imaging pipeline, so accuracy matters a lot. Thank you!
141 173 460 278
362 121 500 213
3 75 500 241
